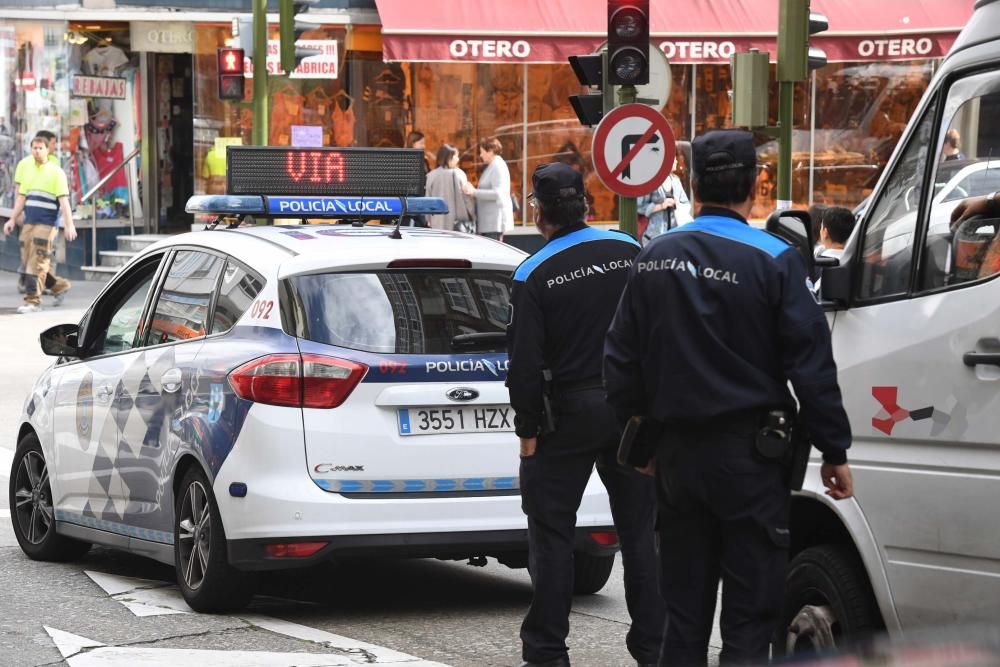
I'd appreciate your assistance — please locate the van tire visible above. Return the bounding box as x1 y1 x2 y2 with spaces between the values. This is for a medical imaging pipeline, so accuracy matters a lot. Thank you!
9 433 91 562
573 551 615 595
174 466 256 613
775 545 881 656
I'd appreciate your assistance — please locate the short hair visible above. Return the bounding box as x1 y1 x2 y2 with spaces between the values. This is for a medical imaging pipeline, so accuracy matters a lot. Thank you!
35 130 56 143
436 143 458 169
821 206 856 245
30 136 48 147
537 195 587 228
479 136 502 155
692 166 756 207
405 131 424 148
945 128 961 149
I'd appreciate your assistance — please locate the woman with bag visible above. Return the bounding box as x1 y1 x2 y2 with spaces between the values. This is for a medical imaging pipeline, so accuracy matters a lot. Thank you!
425 144 475 232
463 136 513 241
638 156 693 245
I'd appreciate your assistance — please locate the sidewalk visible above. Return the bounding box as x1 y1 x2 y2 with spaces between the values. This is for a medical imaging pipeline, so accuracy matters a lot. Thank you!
0 269 105 315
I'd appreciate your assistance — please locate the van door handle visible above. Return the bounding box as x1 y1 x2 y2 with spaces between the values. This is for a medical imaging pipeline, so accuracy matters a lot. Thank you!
963 352 1000 367
161 368 183 393
95 384 113 404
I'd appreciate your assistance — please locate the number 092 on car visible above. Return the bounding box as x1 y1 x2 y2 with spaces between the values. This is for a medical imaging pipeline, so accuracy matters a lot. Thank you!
398 406 514 436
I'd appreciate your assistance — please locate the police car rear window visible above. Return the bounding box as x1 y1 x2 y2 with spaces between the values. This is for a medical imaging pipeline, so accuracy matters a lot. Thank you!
287 270 511 354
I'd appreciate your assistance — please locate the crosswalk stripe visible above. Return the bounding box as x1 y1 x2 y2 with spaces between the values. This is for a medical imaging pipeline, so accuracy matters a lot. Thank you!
0 509 9 518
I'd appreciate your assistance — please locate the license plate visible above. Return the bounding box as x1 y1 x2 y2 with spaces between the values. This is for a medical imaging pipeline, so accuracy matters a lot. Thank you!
398 405 514 436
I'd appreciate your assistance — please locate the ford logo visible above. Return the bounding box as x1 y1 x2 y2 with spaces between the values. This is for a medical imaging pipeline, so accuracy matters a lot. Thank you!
446 387 479 402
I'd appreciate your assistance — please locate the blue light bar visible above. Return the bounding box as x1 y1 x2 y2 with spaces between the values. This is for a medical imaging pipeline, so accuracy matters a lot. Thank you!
185 195 266 215
266 196 448 217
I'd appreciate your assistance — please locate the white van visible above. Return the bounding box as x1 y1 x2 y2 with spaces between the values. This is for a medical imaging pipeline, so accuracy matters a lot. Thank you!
776 0 1000 653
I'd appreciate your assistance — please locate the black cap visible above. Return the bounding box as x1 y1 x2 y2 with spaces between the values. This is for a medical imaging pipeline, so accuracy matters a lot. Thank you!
692 130 757 177
531 162 584 203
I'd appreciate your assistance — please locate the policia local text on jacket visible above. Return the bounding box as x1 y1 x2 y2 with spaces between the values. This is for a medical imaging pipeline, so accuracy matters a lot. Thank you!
604 130 852 665
506 162 665 667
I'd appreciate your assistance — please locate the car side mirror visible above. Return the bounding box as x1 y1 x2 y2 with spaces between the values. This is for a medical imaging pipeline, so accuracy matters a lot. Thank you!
40 323 80 357
766 209 815 277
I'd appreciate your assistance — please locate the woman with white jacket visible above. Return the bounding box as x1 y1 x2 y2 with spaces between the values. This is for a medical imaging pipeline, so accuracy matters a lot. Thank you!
463 136 513 240
425 144 475 231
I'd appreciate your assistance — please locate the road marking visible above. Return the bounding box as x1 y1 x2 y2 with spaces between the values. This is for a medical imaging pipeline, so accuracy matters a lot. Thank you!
0 509 9 519
45 626 447 666
84 571 450 665
0 446 13 480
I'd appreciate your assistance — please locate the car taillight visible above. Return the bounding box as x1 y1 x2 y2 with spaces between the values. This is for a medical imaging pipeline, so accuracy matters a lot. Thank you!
229 354 367 409
301 354 367 408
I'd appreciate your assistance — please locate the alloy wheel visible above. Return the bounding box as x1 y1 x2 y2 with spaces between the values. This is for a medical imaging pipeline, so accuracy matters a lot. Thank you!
178 481 212 590
13 451 53 545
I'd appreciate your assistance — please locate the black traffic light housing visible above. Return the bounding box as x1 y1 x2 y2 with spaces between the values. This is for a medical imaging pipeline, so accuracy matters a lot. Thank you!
279 0 322 75
777 0 829 82
607 0 649 86
217 47 245 100
568 54 605 126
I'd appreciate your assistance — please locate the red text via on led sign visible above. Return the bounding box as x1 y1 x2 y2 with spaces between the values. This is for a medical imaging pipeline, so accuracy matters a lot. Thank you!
286 151 347 184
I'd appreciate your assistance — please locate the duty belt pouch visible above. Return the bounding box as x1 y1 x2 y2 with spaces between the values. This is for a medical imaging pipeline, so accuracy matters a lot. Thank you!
617 415 663 468
539 369 557 435
754 409 793 462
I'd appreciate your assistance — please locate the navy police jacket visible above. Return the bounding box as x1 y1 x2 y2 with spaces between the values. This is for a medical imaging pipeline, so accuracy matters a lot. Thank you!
507 222 640 438
604 208 851 464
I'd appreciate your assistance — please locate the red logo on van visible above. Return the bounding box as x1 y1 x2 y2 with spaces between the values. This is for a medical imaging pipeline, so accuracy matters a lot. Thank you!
872 386 949 436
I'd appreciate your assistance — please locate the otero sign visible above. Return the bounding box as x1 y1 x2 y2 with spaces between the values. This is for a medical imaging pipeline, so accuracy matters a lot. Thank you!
71 75 127 100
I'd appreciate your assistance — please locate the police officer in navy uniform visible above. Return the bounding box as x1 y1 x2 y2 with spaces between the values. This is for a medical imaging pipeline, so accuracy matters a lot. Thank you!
507 162 665 667
604 131 854 665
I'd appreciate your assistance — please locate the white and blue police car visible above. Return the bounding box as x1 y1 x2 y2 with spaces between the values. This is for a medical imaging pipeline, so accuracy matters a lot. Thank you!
8 147 619 612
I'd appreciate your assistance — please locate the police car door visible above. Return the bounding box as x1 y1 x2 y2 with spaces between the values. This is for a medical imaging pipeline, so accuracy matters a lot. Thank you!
831 68 1000 628
51 253 165 529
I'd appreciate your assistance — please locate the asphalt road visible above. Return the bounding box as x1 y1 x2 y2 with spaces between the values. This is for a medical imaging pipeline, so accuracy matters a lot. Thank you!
0 270 723 667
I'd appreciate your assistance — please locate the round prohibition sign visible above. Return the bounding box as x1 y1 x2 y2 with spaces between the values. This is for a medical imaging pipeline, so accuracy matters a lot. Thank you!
592 103 676 198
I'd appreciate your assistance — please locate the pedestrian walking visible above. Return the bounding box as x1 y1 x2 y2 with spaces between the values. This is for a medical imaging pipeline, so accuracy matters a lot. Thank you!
508 162 665 667
424 143 475 232
14 130 65 298
464 136 513 241
638 156 693 245
3 134 77 313
604 130 854 665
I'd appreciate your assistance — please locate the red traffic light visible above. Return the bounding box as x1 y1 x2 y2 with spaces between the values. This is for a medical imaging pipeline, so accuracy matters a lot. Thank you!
607 0 649 86
218 47 245 74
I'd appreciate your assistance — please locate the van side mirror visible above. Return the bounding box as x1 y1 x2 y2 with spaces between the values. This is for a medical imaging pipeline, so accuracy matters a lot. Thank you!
40 323 80 357
766 209 815 277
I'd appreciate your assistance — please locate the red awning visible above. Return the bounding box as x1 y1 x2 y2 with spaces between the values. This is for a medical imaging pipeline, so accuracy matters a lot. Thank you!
375 0 973 64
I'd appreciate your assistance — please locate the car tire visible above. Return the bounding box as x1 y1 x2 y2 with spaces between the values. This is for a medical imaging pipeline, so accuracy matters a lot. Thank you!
573 551 615 595
8 433 91 562
775 545 882 656
174 466 256 613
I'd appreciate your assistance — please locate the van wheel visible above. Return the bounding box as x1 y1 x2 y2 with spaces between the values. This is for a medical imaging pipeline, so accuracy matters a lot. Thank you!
9 433 90 561
573 551 615 595
174 466 256 613
775 545 881 656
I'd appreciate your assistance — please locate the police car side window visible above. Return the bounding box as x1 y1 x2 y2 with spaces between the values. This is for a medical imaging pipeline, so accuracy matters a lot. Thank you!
921 73 1000 291
145 250 225 346
90 271 157 357
211 260 264 334
858 99 938 300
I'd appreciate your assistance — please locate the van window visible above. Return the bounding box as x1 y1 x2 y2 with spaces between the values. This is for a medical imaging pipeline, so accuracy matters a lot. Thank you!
921 75 1000 291
286 270 511 354
858 99 938 300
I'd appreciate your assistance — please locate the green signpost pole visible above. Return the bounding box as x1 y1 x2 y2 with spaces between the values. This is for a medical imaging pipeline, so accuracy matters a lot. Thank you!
617 84 638 237
252 0 269 146
777 79 794 208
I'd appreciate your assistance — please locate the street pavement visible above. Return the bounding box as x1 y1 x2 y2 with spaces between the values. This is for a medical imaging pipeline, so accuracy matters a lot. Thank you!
0 269 724 666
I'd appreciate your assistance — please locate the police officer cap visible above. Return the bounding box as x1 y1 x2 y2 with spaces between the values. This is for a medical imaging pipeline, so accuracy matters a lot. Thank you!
531 162 584 203
692 130 757 177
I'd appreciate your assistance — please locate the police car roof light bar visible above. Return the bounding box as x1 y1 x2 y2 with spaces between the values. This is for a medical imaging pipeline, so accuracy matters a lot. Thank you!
185 194 448 221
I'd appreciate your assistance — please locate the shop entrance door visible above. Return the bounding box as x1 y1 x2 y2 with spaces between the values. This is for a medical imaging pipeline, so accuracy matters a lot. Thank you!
152 53 193 231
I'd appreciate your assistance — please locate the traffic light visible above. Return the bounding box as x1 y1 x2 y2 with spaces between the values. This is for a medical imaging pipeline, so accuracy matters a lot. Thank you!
568 53 605 126
607 0 649 86
279 0 322 75
217 47 245 101
777 0 829 82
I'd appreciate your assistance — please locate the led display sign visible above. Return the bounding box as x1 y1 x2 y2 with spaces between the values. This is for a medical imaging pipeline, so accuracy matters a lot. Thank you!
226 147 426 197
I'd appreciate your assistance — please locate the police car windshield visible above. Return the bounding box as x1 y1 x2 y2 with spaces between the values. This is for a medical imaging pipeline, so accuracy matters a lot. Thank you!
286 270 511 354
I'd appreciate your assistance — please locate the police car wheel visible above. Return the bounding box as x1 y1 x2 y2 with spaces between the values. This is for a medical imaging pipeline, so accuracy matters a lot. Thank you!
573 551 615 595
775 545 881 656
8 433 91 562
174 466 256 613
